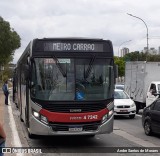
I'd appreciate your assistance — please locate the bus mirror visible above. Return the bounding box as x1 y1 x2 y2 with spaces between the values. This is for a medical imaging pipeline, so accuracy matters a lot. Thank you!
114 64 118 78
30 82 35 88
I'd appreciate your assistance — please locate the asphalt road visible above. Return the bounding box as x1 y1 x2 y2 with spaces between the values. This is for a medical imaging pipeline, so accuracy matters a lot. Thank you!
6 93 160 156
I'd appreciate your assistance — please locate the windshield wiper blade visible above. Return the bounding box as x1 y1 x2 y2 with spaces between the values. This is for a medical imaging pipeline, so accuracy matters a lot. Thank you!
85 55 96 79
52 55 66 77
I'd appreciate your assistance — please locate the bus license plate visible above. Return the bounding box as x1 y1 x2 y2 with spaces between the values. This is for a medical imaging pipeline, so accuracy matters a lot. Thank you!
69 127 83 132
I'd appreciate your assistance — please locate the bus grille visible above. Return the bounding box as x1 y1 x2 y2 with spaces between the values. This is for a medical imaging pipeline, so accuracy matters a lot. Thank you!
49 121 101 132
43 104 106 113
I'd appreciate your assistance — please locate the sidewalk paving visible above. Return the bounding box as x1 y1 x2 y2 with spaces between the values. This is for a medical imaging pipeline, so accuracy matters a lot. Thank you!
0 89 19 156
0 89 31 156
0 89 19 146
0 89 5 125
0 90 13 150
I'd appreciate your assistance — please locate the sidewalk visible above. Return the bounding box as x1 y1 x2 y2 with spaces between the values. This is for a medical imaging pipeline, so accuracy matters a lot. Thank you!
0 89 13 148
0 89 20 156
0 89 21 146
0 89 5 125
0 89 20 151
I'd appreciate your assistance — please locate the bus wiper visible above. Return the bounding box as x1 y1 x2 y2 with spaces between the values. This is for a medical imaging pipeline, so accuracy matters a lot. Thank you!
84 55 96 79
52 55 66 77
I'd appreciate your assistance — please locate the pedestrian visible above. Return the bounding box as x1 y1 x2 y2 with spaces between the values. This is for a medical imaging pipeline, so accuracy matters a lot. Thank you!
2 80 9 105
0 123 6 156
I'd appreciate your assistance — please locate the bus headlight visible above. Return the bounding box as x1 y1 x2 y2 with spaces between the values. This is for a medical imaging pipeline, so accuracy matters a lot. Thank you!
41 115 48 124
108 109 114 118
32 109 48 125
102 109 114 123
102 114 108 123
32 110 40 119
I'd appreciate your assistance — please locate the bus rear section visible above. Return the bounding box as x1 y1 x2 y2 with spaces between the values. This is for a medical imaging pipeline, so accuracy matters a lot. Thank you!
15 38 115 137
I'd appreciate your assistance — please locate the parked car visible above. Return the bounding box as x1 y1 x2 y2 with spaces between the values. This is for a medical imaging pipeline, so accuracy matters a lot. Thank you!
142 98 160 136
114 89 136 119
115 84 124 90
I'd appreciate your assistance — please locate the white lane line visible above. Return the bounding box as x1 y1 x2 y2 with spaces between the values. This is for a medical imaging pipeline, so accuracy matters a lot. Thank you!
8 94 23 156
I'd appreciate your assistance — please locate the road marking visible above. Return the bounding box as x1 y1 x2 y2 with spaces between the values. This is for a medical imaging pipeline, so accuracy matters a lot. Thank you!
8 94 23 156
113 129 158 147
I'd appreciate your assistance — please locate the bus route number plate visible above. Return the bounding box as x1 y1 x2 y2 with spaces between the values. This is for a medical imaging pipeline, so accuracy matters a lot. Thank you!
69 127 83 132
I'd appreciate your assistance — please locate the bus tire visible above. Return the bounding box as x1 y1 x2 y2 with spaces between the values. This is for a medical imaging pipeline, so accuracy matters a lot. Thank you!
28 129 36 139
86 135 95 138
20 114 24 122
28 133 35 139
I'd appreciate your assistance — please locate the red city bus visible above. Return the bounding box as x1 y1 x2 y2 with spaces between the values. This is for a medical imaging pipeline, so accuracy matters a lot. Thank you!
13 38 115 138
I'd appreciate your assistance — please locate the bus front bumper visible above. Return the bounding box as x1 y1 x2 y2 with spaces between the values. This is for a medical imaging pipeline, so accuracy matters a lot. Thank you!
30 114 114 136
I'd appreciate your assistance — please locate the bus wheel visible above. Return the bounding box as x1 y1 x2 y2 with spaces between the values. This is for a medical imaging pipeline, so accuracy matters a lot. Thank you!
28 128 36 139
20 114 24 122
28 133 35 139
86 135 95 138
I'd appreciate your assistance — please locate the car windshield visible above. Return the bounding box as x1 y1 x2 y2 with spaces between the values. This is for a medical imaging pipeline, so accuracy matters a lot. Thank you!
30 58 114 101
114 90 129 99
115 85 124 90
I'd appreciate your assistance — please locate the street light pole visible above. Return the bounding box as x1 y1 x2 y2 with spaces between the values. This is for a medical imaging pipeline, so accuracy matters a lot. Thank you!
127 13 149 54
118 40 132 57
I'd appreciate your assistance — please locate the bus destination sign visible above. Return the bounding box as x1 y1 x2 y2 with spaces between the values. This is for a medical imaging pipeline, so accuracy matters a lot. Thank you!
43 42 104 52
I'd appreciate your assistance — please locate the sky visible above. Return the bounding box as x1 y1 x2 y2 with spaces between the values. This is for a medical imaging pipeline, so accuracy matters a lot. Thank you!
1 0 160 63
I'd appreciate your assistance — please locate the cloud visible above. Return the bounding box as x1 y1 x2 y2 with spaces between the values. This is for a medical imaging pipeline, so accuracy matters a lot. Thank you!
1 0 160 62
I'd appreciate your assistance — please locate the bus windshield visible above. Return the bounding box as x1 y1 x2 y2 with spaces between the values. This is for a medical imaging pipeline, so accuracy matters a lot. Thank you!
31 58 114 101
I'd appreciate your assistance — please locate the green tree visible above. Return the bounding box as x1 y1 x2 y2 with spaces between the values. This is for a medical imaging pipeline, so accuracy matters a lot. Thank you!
114 56 125 77
0 16 21 65
124 51 160 62
124 51 141 61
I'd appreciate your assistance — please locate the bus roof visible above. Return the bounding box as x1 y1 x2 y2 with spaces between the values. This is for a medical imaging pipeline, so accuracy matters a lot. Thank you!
34 37 105 41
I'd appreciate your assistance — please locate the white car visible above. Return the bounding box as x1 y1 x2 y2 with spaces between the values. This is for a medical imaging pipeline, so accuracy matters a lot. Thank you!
114 89 136 119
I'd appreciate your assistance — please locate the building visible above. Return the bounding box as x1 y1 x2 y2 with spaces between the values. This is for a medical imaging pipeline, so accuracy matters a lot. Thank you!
149 47 157 55
143 47 157 55
120 47 129 57
143 47 148 53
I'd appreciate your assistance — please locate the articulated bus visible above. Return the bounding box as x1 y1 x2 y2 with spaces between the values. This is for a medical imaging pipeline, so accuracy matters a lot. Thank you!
13 38 115 138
